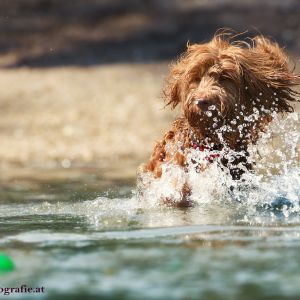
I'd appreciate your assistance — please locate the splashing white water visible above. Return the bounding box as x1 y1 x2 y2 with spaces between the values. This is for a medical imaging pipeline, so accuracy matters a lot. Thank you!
138 112 300 212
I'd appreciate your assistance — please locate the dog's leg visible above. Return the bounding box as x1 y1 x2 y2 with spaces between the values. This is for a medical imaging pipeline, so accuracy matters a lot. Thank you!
138 128 195 206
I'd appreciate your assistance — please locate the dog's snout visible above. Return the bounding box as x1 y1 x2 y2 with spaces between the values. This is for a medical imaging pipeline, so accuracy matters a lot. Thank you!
195 98 209 110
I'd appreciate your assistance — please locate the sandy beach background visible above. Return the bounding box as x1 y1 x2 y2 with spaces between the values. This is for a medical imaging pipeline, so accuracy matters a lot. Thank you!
0 0 299 181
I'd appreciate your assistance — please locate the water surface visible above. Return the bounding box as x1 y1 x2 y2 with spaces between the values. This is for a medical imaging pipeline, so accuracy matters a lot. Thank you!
1 113 300 300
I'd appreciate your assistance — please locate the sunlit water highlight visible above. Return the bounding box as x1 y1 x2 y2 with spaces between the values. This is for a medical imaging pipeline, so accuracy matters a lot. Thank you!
0 113 299 299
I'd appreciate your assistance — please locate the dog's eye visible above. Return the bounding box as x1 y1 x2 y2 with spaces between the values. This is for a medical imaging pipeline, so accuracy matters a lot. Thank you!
219 74 231 83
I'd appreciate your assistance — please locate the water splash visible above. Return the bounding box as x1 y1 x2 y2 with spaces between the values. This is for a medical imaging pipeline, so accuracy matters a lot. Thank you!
137 112 300 216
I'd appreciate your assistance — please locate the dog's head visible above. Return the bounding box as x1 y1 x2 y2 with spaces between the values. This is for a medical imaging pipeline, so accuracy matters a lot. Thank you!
164 32 300 147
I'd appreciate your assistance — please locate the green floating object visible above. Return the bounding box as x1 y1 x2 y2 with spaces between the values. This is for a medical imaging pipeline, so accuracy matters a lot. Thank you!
0 253 15 273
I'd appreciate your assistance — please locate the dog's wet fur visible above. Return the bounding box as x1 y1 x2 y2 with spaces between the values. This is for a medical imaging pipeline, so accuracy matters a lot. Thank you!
138 31 300 206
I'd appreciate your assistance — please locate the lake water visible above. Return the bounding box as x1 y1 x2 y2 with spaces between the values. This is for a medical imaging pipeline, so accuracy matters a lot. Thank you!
0 113 299 300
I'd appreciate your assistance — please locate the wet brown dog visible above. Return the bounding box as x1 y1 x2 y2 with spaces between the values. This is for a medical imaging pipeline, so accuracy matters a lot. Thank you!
138 32 300 206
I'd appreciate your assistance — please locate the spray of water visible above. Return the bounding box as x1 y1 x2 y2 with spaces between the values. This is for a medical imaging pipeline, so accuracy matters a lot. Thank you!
137 112 300 216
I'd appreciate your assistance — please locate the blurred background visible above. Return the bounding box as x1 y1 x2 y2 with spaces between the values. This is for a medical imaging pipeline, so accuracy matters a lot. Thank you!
0 0 299 184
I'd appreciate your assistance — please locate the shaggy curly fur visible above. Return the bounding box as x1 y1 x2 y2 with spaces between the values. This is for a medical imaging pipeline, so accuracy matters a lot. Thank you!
138 32 300 206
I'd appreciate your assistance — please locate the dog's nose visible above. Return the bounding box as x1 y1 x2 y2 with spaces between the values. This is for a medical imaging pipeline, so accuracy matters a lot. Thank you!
195 98 209 110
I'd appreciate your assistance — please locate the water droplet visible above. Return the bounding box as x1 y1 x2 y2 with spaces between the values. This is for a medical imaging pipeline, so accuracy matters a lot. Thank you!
61 159 71 168
206 111 212 117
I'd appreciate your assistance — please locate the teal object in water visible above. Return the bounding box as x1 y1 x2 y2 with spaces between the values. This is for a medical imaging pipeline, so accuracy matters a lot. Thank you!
0 253 15 273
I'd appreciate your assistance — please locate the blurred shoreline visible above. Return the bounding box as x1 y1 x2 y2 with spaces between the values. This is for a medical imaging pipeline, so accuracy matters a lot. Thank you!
0 63 174 171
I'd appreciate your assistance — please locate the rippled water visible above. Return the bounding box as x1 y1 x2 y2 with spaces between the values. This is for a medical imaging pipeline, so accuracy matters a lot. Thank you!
0 114 299 300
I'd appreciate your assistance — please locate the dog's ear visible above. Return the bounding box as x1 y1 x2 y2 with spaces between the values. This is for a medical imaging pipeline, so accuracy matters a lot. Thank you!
238 36 300 113
253 36 290 72
163 61 185 109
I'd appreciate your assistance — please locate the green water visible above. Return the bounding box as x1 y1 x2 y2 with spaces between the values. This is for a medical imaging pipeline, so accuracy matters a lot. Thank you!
1 168 300 300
